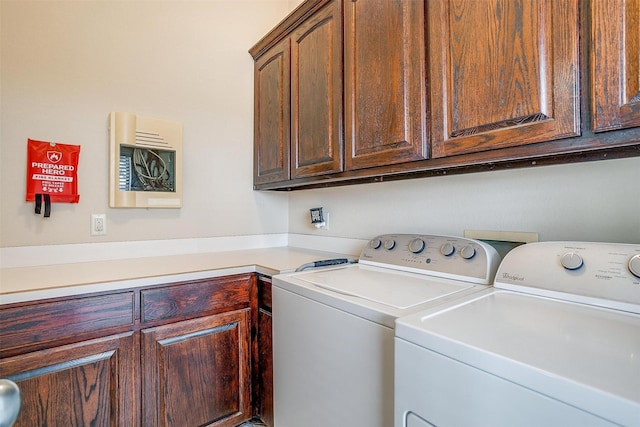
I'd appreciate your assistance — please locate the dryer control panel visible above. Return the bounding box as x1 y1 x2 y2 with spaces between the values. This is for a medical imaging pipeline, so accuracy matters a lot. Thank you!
494 241 640 313
358 234 501 285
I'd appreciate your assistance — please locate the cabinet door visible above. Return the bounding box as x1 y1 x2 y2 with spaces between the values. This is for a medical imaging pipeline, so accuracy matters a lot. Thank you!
291 0 343 178
344 0 427 170
429 0 580 157
141 310 251 427
0 332 137 427
591 0 640 132
254 38 290 185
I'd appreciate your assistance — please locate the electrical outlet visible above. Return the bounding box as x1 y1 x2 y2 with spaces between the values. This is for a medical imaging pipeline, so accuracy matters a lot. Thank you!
310 207 329 230
91 214 107 236
316 212 330 231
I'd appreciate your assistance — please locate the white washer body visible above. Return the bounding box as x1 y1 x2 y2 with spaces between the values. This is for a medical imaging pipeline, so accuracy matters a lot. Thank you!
272 234 500 427
395 241 640 427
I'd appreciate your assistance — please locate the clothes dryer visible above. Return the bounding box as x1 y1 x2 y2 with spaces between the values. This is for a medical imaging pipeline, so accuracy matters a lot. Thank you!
395 241 640 427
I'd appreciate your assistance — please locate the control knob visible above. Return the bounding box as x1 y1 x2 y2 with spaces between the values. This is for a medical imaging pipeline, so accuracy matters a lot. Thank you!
440 242 455 256
369 239 382 250
629 254 640 278
409 238 426 254
561 252 583 270
383 239 396 250
460 245 476 259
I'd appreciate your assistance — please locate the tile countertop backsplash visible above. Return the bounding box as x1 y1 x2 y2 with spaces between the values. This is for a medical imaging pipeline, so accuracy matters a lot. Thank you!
0 234 367 305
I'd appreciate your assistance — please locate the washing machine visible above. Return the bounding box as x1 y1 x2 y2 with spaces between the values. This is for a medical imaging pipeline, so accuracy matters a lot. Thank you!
272 233 501 427
395 241 640 427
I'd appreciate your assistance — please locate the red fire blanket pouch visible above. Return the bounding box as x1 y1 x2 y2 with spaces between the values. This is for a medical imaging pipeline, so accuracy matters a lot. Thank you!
26 139 81 217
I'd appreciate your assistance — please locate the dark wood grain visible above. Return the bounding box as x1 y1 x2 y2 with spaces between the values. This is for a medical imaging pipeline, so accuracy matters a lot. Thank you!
141 310 251 427
253 276 273 426
429 0 580 157
0 332 138 427
1 273 258 426
249 0 332 59
251 0 639 191
249 275 260 419
258 276 272 312
141 274 251 324
591 0 640 131
343 0 428 170
291 0 343 178
257 308 274 427
0 292 134 357
254 38 291 185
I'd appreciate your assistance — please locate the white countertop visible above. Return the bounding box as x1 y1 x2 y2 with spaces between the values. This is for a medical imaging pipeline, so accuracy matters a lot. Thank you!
0 246 352 304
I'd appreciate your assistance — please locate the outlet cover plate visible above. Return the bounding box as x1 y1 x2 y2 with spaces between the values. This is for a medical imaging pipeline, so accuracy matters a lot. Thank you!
91 214 107 236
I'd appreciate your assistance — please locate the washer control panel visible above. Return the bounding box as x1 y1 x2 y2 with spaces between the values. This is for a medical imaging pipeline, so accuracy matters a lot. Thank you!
359 234 501 285
495 241 640 313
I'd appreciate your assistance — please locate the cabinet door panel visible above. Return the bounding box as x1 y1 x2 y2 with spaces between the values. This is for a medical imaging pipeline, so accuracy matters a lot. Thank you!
254 39 290 185
591 0 640 131
0 332 137 427
430 0 580 157
142 310 251 427
291 0 343 178
344 0 427 170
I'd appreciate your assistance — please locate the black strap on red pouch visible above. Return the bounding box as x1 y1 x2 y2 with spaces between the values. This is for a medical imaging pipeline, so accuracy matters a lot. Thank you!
43 194 51 217
35 193 42 214
34 194 52 217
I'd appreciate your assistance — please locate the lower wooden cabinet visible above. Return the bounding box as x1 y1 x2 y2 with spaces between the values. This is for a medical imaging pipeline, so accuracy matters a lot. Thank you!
0 332 137 427
0 273 264 427
141 309 252 427
256 276 274 426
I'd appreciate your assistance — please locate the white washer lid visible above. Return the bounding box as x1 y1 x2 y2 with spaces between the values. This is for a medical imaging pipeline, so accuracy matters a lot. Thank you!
397 290 640 426
294 264 474 309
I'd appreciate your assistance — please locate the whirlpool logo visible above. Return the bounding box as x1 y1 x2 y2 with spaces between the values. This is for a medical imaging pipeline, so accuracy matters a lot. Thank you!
502 272 525 281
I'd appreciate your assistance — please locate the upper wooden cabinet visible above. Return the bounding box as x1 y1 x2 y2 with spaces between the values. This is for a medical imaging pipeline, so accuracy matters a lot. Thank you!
254 38 291 185
429 0 580 158
251 0 427 184
250 0 639 190
591 0 640 132
254 0 343 184
291 0 343 178
344 0 427 170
